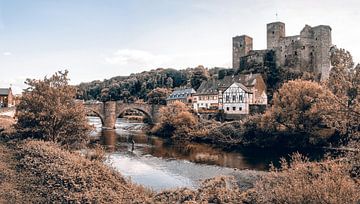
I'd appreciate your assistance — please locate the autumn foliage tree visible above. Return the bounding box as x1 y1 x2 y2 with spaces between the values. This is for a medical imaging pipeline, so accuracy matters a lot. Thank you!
16 70 91 148
317 48 360 143
152 101 198 137
146 87 170 105
268 79 330 134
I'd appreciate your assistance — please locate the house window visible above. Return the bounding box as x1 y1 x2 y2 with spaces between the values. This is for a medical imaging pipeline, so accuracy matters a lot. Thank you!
232 95 236 102
232 107 236 111
226 95 230 102
226 107 230 111
239 107 242 111
239 95 243 102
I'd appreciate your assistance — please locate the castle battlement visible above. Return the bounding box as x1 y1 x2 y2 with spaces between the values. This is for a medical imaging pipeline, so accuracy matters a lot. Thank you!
233 22 332 81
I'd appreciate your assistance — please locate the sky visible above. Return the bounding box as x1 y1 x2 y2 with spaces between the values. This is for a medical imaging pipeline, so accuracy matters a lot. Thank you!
0 0 359 94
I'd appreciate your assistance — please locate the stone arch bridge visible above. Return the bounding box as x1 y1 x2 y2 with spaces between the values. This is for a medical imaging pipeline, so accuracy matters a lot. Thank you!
82 101 163 129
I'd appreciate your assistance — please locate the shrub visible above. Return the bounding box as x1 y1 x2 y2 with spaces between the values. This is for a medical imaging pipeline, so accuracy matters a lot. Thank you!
152 101 198 137
15 71 92 148
252 153 360 204
152 176 245 203
15 140 152 203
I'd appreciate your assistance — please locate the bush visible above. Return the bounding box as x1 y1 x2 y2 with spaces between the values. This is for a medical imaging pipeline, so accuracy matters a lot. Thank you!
15 71 92 148
152 176 246 203
151 101 198 138
15 140 152 203
252 153 360 204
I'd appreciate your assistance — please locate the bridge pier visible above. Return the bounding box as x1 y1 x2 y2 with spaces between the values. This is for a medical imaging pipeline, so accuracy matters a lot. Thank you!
103 101 116 129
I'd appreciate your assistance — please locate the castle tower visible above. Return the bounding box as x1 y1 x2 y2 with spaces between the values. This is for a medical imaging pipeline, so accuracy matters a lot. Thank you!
267 22 285 49
232 35 253 69
312 25 332 80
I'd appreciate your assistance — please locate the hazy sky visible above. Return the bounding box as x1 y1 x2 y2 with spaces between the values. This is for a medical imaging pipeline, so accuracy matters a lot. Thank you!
0 0 359 94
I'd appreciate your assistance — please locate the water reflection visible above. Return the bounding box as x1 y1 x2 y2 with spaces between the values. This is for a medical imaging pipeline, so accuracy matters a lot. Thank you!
88 116 328 171
87 116 328 190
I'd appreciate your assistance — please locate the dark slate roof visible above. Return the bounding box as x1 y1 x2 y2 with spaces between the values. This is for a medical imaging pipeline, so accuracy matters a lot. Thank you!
0 88 10 96
167 88 196 100
195 80 219 95
218 73 262 88
232 82 253 93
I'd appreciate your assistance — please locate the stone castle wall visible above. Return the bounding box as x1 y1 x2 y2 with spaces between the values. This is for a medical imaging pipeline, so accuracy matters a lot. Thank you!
233 22 332 81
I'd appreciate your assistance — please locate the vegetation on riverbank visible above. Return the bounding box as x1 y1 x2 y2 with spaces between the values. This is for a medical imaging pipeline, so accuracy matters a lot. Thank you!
16 71 92 148
2 116 359 203
152 49 359 152
0 139 152 203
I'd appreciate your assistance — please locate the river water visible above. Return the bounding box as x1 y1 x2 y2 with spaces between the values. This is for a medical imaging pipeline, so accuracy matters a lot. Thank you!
87 116 328 191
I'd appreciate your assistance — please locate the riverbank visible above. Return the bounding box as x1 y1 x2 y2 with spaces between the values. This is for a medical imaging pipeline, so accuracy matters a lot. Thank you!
1 117 359 203
0 138 257 203
0 140 152 203
0 117 256 203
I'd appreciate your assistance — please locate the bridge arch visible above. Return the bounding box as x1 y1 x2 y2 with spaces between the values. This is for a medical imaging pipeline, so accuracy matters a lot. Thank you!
84 108 105 126
116 107 153 124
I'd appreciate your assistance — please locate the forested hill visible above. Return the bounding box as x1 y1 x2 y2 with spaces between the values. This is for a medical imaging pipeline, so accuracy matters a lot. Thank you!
75 66 236 102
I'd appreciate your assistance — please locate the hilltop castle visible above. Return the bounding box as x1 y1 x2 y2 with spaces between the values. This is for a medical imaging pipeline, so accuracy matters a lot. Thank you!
233 22 332 80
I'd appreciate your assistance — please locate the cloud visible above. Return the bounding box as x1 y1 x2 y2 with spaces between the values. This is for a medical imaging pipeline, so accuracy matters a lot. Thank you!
3 52 12 56
105 49 171 67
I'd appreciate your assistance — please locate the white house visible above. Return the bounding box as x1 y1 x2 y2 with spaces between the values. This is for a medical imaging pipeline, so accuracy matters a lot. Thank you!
222 82 253 114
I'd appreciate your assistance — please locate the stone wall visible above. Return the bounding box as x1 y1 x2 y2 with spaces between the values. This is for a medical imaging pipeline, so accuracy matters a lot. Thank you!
233 35 253 69
233 22 332 81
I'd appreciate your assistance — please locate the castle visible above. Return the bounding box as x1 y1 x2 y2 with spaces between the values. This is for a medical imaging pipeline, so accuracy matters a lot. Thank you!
233 22 332 80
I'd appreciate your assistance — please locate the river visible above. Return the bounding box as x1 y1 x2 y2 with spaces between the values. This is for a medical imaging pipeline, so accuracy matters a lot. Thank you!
87 116 328 191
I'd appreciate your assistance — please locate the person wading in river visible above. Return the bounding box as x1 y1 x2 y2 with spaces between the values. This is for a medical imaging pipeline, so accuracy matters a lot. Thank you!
131 139 135 152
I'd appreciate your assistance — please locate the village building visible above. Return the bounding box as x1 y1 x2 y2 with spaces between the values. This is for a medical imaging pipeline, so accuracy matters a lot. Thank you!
192 80 219 112
166 87 196 107
217 73 267 118
222 82 253 115
190 73 267 119
0 87 14 108
218 73 267 106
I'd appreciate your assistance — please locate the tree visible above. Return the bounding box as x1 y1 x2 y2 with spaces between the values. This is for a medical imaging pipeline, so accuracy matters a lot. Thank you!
99 88 110 102
269 79 330 134
316 48 360 143
147 88 169 105
190 65 209 90
109 83 121 100
166 77 173 88
152 101 198 137
16 70 91 148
